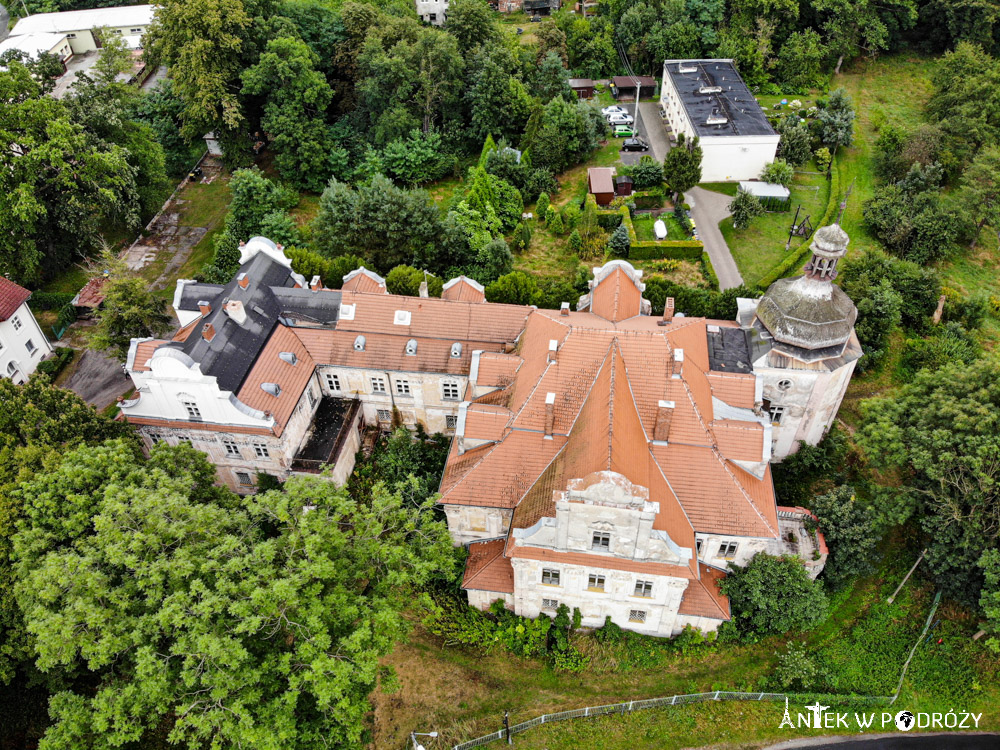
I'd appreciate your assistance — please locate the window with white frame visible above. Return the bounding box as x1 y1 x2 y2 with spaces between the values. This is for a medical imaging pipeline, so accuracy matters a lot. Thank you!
222 439 241 458
633 580 653 598
628 609 647 623
130 27 142 32
182 399 202 421
6 362 17 377
541 568 560 585
376 408 392 422
235 471 253 487
445 414 458 429
370 376 386 393
777 378 793 391
11 315 21 331
592 531 611 551
769 404 786 425
67 33 77 38
395 379 411 396
541 598 558 611
252 442 270 459
442 381 460 400
588 573 605 591
325 373 341 391
25 339 36 355
718 541 738 559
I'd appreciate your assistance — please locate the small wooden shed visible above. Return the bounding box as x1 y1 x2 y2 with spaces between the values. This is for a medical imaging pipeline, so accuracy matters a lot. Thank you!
612 75 656 100
614 176 633 197
568 78 595 99
588 167 616 206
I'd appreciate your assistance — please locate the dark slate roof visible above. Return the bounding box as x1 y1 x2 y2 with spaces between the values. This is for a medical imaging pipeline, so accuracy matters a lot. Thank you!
166 252 340 393
663 60 775 138
707 325 752 373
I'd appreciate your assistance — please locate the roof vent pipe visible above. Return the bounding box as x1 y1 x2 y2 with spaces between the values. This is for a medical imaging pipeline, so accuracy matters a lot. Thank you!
671 348 684 378
653 400 675 442
548 339 558 364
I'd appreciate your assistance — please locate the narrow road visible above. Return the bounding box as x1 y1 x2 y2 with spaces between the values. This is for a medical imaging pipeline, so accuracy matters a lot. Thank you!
635 104 745 291
688 186 745 290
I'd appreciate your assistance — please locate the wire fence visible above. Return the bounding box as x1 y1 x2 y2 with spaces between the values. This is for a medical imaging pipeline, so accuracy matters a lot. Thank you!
451 691 892 749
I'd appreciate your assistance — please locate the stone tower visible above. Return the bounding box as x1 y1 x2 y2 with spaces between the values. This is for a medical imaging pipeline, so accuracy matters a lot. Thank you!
737 224 862 461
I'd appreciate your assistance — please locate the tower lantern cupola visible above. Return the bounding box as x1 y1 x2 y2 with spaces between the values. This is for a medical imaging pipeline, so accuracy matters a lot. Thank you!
802 223 849 282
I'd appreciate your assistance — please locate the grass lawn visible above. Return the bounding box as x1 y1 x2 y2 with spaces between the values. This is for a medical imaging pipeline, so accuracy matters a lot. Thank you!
720 167 830 286
632 213 687 241
550 140 622 211
514 220 583 279
376 545 999 749
176 177 231 229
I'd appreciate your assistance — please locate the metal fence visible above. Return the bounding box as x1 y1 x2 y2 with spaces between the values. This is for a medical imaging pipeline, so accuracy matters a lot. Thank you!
452 691 891 750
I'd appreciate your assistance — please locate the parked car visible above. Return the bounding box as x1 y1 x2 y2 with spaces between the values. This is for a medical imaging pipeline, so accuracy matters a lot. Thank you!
613 124 635 138
607 113 634 126
621 138 649 152
602 105 627 117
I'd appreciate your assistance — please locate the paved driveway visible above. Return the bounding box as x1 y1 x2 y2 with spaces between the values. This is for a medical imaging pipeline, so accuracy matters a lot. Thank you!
689 186 744 290
63 348 133 410
637 101 670 162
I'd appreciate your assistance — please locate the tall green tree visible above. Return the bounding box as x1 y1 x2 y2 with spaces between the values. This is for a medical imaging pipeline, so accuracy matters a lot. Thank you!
817 88 855 149
0 377 132 685
242 36 337 191
858 356 1000 604
466 48 532 143
90 276 174 361
958 145 1000 247
14 441 455 749
662 133 702 201
809 485 880 589
444 0 500 55
0 62 136 284
813 0 916 73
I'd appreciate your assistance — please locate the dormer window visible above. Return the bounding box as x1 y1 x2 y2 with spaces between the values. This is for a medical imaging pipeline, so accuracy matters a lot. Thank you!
354 335 366 352
261 383 281 397
405 339 418 356
279 351 297 366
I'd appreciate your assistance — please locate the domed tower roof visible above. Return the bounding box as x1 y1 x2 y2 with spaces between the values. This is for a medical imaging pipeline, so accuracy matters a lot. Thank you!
754 224 858 362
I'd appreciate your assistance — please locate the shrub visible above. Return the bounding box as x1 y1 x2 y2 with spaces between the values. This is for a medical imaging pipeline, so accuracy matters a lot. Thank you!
608 223 631 255
561 202 580 230
568 229 583 254
548 212 565 235
774 641 822 690
730 190 765 229
35 347 74 378
814 146 832 172
808 484 881 590
760 159 794 187
536 191 550 219
719 553 829 640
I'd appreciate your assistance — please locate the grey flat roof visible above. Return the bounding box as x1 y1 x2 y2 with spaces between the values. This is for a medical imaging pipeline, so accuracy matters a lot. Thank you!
663 60 775 138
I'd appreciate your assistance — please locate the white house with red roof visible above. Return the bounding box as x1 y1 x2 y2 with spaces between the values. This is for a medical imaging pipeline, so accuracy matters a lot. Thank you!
0 277 53 384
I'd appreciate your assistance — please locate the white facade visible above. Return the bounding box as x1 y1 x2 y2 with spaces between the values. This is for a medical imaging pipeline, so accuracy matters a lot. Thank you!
0 303 54 384
0 32 73 63
416 0 448 25
659 59 779 182
9 5 155 54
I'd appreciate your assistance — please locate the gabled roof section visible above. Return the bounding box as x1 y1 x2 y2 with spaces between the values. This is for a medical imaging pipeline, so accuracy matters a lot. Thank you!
442 275 486 303
462 539 514 593
341 267 386 294
236 325 317 436
677 563 730 619
0 276 31 321
580 261 646 323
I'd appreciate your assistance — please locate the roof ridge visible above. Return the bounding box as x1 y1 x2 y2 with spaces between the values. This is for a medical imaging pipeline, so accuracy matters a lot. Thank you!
438 441 501 500
463 541 504 588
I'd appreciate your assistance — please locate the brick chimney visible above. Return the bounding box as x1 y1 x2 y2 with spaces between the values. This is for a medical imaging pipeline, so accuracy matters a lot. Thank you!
663 297 674 322
201 322 216 342
198 300 212 316
671 348 684 379
310 275 322 291
237 272 249 290
224 299 247 325
544 392 556 438
560 302 570 316
653 400 674 442
547 339 558 363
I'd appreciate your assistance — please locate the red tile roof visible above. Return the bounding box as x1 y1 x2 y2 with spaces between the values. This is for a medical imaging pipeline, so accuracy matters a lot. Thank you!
0 276 31 321
442 276 486 303
71 276 108 309
341 268 386 294
463 539 514 593
591 266 643 323
236 326 317 436
131 339 171 372
677 563 729 619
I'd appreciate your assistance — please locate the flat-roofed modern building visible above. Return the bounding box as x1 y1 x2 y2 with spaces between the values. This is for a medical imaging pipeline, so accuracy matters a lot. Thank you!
8 4 155 53
660 59 779 182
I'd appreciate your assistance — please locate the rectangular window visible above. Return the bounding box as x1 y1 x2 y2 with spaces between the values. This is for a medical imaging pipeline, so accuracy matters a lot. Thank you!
25 339 36 355
371 376 386 393
325 372 341 391
588 574 605 591
395 379 410 396
130 27 142 32
222 439 241 458
252 442 270 459
307 388 317 407
182 400 202 421
633 580 653 598
376 408 392 422
541 568 560 586
67 33 76 38
541 598 558 611
177 436 192 446
236 471 253 487
445 415 458 430
442 381 460 401
718 541 738 559
592 531 610 551
769 404 786 425
696 538 703 554
148 432 162 445
629 609 647 623
11 315 21 331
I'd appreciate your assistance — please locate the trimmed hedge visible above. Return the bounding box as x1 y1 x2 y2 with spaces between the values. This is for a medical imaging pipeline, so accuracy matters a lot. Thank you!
618 205 704 260
755 155 840 289
35 347 74 378
701 251 719 291
29 292 75 311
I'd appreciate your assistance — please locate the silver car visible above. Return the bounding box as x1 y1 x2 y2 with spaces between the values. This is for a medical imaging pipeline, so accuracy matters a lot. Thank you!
607 112 634 126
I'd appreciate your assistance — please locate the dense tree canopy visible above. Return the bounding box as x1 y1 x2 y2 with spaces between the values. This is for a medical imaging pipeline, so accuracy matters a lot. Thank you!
13 440 455 749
